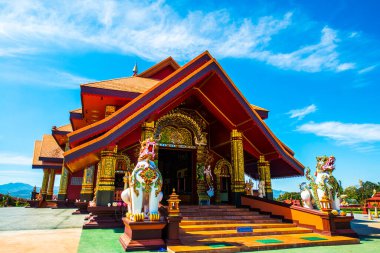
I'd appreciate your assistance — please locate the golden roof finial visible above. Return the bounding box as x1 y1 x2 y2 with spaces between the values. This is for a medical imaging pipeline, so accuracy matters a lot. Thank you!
132 62 138 76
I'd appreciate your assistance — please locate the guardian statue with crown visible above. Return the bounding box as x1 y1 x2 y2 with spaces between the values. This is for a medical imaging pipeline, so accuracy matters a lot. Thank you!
121 138 163 221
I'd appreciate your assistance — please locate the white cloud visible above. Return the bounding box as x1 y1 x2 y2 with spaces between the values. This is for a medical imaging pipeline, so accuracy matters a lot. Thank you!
0 152 32 166
288 104 317 120
358 65 376 75
252 27 355 72
349 32 359 38
297 121 380 145
336 63 356 72
0 1 353 73
0 63 95 89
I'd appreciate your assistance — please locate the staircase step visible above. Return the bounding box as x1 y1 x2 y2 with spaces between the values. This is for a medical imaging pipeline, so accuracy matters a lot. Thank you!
167 233 360 253
180 227 313 239
182 215 272 220
181 205 236 208
180 211 255 216
173 205 359 252
180 219 283 225
180 223 296 232
180 208 251 212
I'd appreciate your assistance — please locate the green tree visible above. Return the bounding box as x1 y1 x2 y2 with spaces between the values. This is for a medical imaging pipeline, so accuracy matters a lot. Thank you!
358 181 380 204
343 181 380 205
343 186 359 201
276 192 301 201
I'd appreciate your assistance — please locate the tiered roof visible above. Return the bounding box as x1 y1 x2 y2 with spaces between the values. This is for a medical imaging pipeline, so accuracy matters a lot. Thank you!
33 51 304 179
32 135 63 170
63 51 304 177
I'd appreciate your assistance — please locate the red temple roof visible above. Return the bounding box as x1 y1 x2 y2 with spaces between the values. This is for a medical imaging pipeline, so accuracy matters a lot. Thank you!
52 124 72 146
68 51 212 147
138 56 180 79
81 76 159 94
39 134 64 161
32 140 43 168
32 139 63 170
70 108 86 131
55 124 73 132
71 108 82 114
64 51 305 177
367 192 380 201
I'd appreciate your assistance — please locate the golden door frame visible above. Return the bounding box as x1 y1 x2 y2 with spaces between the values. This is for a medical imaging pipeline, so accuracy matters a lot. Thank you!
214 159 233 204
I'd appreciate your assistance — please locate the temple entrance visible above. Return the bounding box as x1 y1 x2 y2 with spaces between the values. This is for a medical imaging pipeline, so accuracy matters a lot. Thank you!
158 148 194 204
214 159 233 204
114 172 124 201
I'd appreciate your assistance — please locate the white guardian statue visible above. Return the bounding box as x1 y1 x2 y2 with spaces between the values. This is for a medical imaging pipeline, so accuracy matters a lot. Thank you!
121 138 163 221
300 156 343 211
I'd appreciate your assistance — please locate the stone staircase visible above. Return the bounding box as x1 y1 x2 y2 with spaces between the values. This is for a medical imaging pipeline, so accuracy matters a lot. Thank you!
167 205 359 253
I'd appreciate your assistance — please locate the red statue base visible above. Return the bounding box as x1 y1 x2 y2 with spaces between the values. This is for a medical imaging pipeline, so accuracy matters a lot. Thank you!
119 217 167 251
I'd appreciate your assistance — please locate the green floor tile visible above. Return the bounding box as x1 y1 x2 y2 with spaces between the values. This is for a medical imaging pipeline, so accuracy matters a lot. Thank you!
205 242 233 248
300 236 328 241
256 239 284 244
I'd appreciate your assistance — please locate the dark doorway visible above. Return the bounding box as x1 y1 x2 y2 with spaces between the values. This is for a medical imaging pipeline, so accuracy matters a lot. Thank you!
158 148 194 204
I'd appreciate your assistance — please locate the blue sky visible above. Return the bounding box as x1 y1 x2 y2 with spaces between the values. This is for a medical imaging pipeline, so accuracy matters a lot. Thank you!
0 0 379 192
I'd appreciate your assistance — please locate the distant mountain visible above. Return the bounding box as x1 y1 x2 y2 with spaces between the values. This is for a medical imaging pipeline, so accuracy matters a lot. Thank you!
0 183 58 199
273 189 287 199
0 182 287 200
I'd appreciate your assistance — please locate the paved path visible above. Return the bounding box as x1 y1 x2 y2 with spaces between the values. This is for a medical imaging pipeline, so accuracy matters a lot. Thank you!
0 207 85 253
0 208 380 253
351 213 380 236
0 228 82 253
0 207 85 231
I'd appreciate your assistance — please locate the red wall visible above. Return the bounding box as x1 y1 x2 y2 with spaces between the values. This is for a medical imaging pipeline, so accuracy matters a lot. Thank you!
67 170 83 201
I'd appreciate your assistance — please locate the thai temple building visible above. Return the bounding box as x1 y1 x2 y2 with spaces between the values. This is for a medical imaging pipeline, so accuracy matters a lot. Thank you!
32 51 359 251
32 51 304 205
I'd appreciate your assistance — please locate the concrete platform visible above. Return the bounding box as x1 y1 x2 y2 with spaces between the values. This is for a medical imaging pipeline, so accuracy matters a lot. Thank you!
0 207 86 253
168 233 359 253
0 228 82 253
0 208 379 253
0 207 86 231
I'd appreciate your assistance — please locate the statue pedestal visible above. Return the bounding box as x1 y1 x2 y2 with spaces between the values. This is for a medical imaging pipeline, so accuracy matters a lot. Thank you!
165 216 183 245
119 217 167 251
26 200 39 208
72 201 89 214
84 206 124 229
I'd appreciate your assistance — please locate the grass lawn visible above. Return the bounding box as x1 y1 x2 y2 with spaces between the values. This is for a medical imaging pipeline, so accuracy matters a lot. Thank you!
77 228 380 253
77 228 167 253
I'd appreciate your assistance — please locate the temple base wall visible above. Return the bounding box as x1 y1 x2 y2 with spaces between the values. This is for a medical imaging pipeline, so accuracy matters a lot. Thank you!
57 194 67 201
80 193 93 202
96 190 114 206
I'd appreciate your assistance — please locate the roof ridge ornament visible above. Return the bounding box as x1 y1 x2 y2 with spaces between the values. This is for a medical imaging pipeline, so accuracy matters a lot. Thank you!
132 62 138 76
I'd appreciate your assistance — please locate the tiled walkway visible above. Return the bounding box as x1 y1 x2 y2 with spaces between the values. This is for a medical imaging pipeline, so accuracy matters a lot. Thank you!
0 207 86 253
167 205 360 252
168 233 359 253
0 207 379 253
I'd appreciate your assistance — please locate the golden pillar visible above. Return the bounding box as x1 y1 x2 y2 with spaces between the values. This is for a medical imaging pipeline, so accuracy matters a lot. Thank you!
58 166 69 201
96 147 117 206
46 169 55 200
231 130 245 204
91 163 101 204
258 155 273 200
40 169 50 199
196 144 209 205
58 143 70 201
80 165 95 201
141 121 155 141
